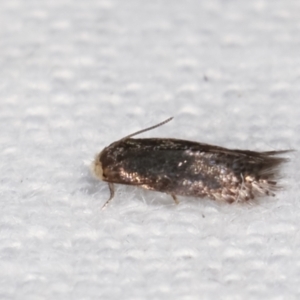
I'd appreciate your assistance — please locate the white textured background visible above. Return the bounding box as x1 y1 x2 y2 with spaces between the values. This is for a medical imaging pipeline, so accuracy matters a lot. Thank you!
0 0 299 299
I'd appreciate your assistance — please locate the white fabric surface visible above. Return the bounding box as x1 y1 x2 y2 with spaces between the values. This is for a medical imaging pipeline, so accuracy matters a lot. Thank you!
0 0 299 299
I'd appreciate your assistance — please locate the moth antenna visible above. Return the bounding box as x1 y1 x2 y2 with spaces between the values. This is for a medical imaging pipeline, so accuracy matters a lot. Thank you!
121 117 173 140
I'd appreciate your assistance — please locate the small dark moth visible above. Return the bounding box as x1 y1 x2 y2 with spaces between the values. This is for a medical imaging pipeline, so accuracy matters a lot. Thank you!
92 117 291 209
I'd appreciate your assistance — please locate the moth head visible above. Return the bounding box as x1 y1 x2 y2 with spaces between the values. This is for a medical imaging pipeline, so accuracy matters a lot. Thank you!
92 151 104 180
92 141 125 182
92 146 115 181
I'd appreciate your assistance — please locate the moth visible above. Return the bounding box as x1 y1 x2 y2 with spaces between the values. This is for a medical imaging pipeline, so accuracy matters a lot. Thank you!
92 117 291 209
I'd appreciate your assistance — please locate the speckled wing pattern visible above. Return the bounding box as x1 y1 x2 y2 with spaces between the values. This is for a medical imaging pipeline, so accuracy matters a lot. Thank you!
99 138 290 203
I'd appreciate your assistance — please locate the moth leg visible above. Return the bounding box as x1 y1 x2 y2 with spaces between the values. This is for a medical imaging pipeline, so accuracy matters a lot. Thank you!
235 173 244 203
101 183 115 210
171 194 179 205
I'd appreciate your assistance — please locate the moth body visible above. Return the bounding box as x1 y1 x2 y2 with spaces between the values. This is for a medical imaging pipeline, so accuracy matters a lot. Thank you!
92 118 291 209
